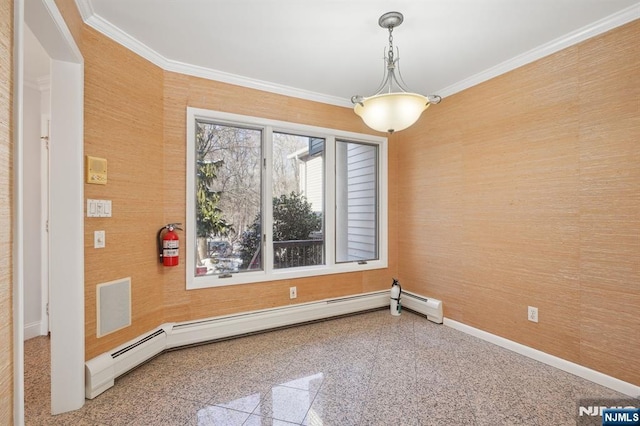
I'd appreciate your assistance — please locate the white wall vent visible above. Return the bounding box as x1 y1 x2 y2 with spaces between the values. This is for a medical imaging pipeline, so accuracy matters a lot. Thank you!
96 277 131 337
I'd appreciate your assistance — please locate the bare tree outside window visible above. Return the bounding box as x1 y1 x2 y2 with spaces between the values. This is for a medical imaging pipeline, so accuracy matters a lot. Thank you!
195 122 262 275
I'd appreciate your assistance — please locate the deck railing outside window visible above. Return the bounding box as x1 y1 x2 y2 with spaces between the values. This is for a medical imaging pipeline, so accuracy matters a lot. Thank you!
273 239 324 269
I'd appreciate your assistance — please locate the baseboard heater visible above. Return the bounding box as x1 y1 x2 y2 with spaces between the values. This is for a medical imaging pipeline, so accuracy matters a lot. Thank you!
402 290 443 324
85 289 442 399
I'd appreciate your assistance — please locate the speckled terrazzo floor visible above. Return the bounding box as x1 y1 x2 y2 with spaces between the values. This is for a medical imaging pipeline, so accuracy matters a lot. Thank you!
25 309 634 425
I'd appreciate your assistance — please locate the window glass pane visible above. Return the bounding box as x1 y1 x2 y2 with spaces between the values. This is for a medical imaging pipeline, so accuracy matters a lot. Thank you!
195 121 262 276
336 141 378 263
272 133 325 269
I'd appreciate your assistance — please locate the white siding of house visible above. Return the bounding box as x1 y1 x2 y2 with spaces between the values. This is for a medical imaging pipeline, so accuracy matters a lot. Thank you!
304 156 323 214
336 142 377 262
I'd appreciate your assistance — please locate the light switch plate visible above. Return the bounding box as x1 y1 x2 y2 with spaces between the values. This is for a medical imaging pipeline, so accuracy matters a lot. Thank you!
87 199 113 217
87 199 97 217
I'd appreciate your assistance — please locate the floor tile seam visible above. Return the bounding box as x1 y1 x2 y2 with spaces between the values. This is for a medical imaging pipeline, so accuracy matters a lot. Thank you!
73 410 120 426
494 362 536 400
246 402 299 425
274 382 323 393
409 355 420 414
85 388 173 425
78 414 111 426
203 391 261 416
307 381 365 426
130 405 197 426
250 382 293 418
208 403 258 419
298 379 327 426
489 353 568 402
115 378 166 396
466 386 541 425
241 415 300 426
275 344 307 373
162 388 218 408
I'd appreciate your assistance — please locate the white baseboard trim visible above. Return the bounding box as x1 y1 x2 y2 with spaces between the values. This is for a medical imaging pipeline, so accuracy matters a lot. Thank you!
24 321 43 340
444 318 640 398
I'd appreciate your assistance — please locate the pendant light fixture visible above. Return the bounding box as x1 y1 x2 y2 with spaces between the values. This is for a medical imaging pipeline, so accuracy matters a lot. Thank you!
351 12 441 133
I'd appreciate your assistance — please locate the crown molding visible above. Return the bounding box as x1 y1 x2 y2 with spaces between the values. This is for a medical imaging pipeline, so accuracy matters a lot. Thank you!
84 12 167 69
74 0 94 21
79 4 352 108
76 1 639 106
437 4 640 98
164 60 353 108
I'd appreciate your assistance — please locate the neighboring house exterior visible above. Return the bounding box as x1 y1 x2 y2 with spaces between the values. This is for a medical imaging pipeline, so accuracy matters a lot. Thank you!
294 140 378 261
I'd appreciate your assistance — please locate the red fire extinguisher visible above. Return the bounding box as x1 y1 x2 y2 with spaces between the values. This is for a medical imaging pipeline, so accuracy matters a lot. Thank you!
157 223 182 267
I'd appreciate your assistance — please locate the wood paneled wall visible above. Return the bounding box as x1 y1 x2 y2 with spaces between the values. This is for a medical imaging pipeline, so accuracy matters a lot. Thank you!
0 0 13 422
56 0 397 359
397 20 639 386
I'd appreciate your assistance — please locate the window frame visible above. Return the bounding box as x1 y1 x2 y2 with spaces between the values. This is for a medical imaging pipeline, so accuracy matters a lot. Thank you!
186 107 388 290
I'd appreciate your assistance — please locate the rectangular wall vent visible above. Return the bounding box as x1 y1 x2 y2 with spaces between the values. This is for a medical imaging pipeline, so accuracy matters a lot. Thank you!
97 277 131 338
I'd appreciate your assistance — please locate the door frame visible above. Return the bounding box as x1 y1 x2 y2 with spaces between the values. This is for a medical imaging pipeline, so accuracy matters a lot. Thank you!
16 0 85 420
40 112 49 336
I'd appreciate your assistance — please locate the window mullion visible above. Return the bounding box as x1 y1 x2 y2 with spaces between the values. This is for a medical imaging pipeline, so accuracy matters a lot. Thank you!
324 136 336 267
378 139 389 264
263 126 274 275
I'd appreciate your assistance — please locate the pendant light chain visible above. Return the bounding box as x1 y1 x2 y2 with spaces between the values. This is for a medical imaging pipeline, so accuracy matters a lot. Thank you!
387 26 395 64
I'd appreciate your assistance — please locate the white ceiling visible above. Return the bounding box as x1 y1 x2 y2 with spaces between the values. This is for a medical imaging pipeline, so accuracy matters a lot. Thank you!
77 1 639 106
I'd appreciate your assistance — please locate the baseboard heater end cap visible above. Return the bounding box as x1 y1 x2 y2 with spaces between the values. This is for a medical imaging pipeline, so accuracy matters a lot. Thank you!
85 353 115 399
427 313 443 324
402 291 443 324
425 298 443 324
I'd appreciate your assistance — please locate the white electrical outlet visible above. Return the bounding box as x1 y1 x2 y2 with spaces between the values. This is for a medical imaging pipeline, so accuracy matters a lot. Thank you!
528 306 538 323
289 286 297 299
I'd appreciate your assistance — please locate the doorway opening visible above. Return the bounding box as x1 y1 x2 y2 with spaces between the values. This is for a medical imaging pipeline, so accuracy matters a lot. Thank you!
17 0 85 419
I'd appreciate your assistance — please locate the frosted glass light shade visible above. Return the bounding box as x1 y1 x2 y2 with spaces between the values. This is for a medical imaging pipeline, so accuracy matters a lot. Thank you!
354 92 430 133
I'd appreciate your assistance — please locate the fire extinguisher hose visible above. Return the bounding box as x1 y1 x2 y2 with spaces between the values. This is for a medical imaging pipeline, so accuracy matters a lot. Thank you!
157 227 166 263
392 279 402 313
